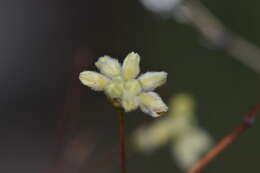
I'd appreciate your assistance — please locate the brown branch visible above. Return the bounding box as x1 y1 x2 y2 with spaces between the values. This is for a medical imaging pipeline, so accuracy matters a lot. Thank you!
187 104 260 173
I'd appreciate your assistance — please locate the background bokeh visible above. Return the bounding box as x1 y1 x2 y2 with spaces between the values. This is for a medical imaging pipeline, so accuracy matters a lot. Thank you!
1 0 259 173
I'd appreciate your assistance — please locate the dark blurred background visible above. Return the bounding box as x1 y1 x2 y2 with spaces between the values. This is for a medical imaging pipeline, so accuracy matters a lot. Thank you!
0 0 259 173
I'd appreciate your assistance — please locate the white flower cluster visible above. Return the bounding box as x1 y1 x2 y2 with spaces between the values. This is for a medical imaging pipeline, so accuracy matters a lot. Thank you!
79 52 168 117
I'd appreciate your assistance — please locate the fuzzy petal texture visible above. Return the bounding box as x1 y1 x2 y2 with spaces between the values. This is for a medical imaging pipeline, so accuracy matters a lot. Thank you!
124 79 142 96
122 52 140 80
79 71 109 91
104 81 124 99
122 96 139 112
121 80 142 112
95 56 121 78
138 72 167 91
139 92 168 117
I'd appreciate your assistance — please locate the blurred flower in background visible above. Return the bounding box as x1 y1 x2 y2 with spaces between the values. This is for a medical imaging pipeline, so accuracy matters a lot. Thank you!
172 126 213 170
140 0 189 23
132 93 214 170
140 0 260 74
140 0 181 14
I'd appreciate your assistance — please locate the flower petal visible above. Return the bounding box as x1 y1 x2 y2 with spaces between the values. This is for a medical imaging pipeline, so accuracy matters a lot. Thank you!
139 92 168 117
122 52 140 80
124 79 142 96
122 96 139 112
138 72 167 91
79 71 109 91
95 56 121 78
104 81 124 99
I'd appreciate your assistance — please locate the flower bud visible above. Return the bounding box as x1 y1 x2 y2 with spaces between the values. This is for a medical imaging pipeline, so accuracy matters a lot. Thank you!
79 71 109 91
122 52 140 80
95 56 121 78
138 72 167 91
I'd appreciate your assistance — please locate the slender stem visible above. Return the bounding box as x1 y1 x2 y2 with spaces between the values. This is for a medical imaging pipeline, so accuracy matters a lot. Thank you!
118 109 126 173
187 104 260 173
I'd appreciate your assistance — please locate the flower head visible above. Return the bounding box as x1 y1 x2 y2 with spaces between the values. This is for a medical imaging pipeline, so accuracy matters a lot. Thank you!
79 52 168 117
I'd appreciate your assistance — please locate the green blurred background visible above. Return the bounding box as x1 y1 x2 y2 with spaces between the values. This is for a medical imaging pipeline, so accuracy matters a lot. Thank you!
1 0 259 173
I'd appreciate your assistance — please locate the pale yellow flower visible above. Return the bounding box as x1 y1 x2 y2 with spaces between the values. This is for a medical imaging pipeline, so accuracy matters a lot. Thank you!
79 52 168 117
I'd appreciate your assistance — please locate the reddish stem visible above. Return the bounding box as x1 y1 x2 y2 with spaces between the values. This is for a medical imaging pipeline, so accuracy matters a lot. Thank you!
119 109 126 173
187 104 260 173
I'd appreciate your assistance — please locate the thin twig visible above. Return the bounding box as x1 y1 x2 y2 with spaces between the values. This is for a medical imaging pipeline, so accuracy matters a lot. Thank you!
187 104 260 173
179 0 260 74
47 48 93 173
118 109 126 173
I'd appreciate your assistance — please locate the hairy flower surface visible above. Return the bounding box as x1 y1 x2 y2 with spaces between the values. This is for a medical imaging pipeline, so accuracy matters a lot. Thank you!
79 52 168 117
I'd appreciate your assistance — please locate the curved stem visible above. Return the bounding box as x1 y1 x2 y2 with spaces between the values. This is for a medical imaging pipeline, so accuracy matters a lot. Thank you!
118 109 126 173
187 104 260 173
